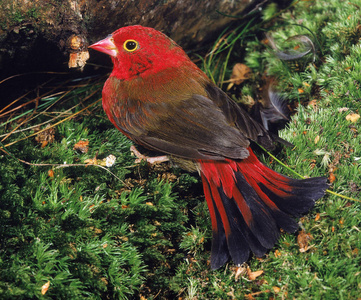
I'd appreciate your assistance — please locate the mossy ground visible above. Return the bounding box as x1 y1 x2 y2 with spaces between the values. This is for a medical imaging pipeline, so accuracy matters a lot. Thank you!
0 0 360 299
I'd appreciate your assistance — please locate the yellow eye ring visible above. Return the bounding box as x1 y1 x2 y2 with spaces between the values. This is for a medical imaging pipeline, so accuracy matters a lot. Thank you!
123 39 139 52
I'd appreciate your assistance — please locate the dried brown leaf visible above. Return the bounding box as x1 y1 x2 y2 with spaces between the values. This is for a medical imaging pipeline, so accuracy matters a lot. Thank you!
234 265 247 281
329 172 336 183
84 157 97 165
245 290 270 299
74 140 89 153
308 99 318 108
41 281 50 295
297 230 313 252
346 113 360 123
338 107 349 113
228 63 252 85
247 266 264 280
35 124 55 147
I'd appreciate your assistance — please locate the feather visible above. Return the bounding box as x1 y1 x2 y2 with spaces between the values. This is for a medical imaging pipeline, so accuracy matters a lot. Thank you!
200 148 328 269
267 34 316 62
259 85 290 131
90 25 328 269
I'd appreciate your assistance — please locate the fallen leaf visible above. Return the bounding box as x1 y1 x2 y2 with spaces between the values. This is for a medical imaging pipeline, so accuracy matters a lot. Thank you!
314 135 320 144
245 290 270 299
35 124 55 148
74 140 89 153
346 113 360 123
298 88 304 93
297 230 313 252
84 157 97 165
247 266 264 280
272 286 281 293
274 249 282 257
226 63 252 90
308 99 318 108
338 107 349 113
234 265 247 281
48 169 54 178
90 226 102 234
329 172 336 183
41 281 50 295
349 126 358 134
315 213 320 221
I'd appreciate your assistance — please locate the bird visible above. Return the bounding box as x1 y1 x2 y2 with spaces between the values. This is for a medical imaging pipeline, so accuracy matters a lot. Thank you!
89 25 328 270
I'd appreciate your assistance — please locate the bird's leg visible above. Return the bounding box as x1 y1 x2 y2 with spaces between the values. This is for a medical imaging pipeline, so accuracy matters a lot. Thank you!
130 145 169 164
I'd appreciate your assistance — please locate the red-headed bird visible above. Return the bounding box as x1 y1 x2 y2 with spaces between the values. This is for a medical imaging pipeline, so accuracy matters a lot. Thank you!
89 26 328 270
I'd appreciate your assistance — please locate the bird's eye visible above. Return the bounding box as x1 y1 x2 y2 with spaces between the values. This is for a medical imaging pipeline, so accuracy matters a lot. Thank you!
123 40 139 52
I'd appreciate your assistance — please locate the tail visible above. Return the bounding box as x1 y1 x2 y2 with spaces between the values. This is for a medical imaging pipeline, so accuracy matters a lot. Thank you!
199 148 328 270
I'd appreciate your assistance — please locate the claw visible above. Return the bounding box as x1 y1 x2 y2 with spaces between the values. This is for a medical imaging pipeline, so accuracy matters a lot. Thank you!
130 145 169 164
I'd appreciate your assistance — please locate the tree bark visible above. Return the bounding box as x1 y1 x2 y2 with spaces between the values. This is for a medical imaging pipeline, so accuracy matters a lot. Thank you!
0 0 258 74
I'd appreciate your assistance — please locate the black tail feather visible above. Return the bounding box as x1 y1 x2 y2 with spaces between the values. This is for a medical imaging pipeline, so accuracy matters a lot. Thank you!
200 150 328 269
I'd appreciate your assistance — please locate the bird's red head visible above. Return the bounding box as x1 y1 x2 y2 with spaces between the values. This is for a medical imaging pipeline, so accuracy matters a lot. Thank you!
89 25 191 80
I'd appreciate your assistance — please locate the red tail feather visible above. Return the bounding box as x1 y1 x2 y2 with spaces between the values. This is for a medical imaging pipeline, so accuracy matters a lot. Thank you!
199 148 328 270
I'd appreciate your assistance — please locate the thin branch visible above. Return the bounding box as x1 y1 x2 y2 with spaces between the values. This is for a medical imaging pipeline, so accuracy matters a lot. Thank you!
0 147 128 187
258 145 361 203
1 98 102 149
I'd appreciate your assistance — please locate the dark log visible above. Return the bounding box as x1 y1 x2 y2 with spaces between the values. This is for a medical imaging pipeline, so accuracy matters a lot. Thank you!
0 0 265 74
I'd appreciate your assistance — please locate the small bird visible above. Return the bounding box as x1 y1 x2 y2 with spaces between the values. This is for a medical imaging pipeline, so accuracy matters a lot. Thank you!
89 26 328 270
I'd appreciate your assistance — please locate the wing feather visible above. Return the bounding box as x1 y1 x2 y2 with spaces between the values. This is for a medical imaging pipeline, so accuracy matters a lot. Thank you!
104 71 275 160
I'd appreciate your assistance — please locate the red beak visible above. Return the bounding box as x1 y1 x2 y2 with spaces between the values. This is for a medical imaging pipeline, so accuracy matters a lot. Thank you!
89 36 117 57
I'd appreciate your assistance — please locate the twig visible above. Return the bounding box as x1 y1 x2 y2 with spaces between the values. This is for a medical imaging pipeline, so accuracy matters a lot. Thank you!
0 147 128 187
0 98 102 149
258 145 361 203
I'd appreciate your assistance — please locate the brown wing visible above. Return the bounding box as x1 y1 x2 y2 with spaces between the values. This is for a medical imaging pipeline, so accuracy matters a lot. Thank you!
107 78 275 161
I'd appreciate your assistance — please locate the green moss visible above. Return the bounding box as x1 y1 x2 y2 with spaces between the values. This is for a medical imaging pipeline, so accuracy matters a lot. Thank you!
1 0 360 299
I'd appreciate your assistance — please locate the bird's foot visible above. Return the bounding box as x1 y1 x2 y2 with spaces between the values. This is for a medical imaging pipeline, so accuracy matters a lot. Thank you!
130 145 169 164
